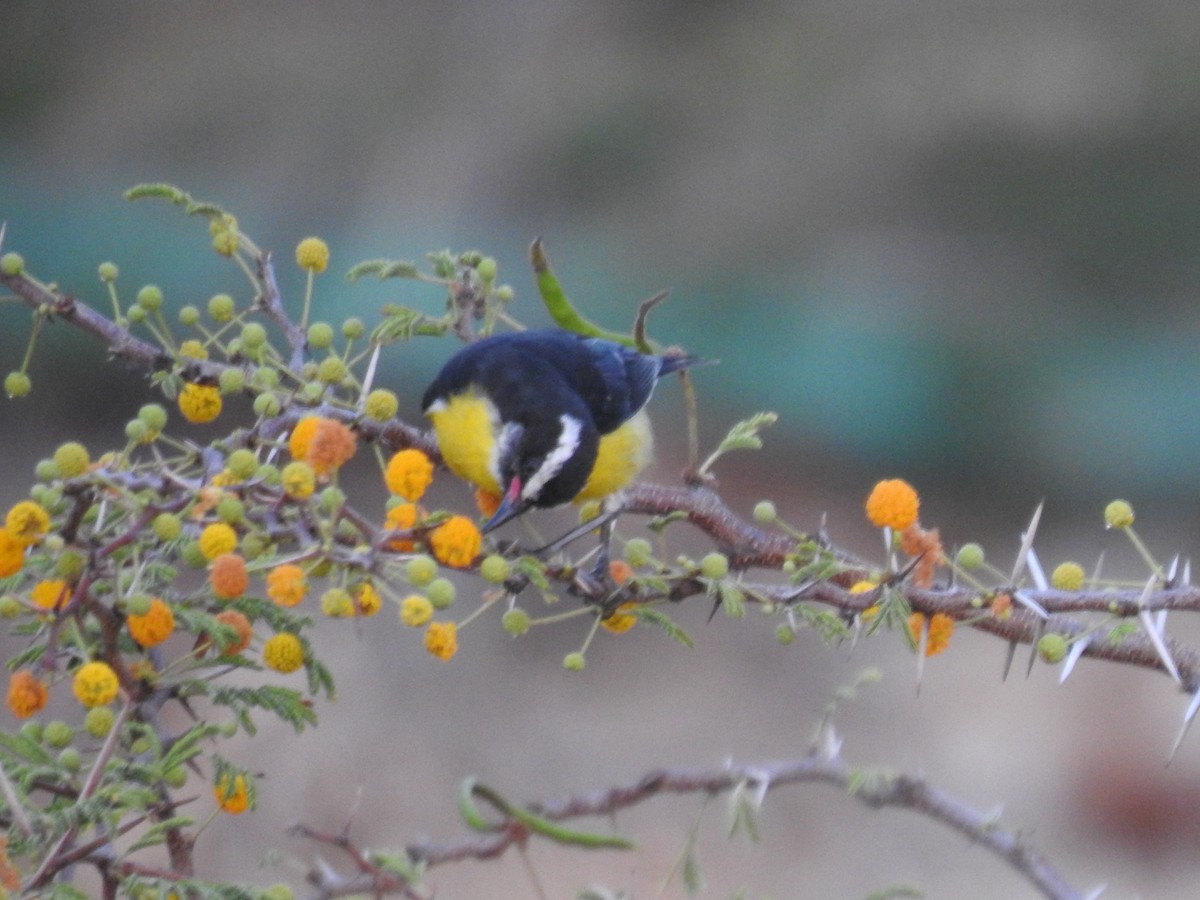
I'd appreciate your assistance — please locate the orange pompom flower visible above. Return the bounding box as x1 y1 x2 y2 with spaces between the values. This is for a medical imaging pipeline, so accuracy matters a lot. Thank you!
384 502 419 551
6 669 48 719
0 529 24 578
213 609 254 655
865 479 920 531
474 488 502 519
429 515 481 568
31 579 69 611
305 418 357 476
385 449 434 502
908 611 954 657
214 772 251 815
127 597 175 648
266 563 308 607
288 416 321 461
210 553 249 600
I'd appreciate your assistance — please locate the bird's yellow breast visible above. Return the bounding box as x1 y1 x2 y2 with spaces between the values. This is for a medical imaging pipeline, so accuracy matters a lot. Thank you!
426 390 502 495
576 409 653 501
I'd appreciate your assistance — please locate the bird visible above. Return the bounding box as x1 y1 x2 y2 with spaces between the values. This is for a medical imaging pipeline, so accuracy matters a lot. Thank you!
422 329 708 532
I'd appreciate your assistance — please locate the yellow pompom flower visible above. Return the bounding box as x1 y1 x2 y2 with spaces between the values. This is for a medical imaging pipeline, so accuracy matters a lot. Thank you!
5 501 50 545
72 661 120 708
262 633 305 673
198 522 238 561
1051 561 1085 592
424 621 457 661
385 449 434 502
31 579 69 611
6 669 48 719
354 581 382 616
295 237 330 273
865 479 920 531
210 553 249 600
0 529 24 578
429 515 482 569
178 383 222 424
214 772 251 815
281 461 316 500
178 339 209 361
266 563 307 607
601 602 638 634
399 594 433 627
127 597 175 648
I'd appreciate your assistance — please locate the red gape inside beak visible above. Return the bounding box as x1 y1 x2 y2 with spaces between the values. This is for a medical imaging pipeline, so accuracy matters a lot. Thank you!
482 476 525 532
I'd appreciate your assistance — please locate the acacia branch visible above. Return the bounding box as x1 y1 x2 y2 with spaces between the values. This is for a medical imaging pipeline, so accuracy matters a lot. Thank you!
295 751 1086 900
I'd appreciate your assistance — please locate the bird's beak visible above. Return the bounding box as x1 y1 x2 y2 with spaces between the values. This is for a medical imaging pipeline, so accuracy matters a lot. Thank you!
482 476 526 532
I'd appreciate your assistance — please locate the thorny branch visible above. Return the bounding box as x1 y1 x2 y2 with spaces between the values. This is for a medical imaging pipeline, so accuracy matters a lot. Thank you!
295 747 1088 900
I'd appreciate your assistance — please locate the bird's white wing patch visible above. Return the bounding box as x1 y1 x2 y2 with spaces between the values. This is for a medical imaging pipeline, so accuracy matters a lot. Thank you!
522 415 582 502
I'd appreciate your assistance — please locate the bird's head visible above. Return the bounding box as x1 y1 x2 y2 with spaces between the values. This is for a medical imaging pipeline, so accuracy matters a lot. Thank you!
484 413 599 532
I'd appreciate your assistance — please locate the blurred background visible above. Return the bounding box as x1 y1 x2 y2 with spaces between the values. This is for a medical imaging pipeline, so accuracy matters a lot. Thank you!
5 2 1200 897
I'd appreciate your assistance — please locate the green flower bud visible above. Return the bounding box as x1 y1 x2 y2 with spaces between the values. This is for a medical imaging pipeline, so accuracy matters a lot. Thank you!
58 748 83 773
135 284 163 312
406 554 438 587
35 459 58 481
54 550 87 582
427 577 456 609
163 766 188 789
562 651 586 671
239 531 271 560
53 442 90 478
179 305 201 326
776 623 796 645
318 486 346 514
342 317 365 340
1104 500 1134 529
216 496 245 524
955 543 985 570
1051 561 1085 591
97 261 119 282
623 538 653 568
241 322 268 350
1 252 25 275
700 552 729 580
124 593 153 616
476 257 497 284
253 393 282 417
316 356 348 384
208 293 235 322
125 419 149 443
479 554 511 584
151 513 182 542
251 367 280 390
298 382 324 404
218 367 246 395
138 403 168 431
307 322 335 350
364 388 399 421
225 448 257 480
84 705 116 738
0 595 21 618
20 721 43 743
753 500 777 523
4 371 31 398
255 462 281 485
502 607 531 636
43 720 74 749
126 305 146 324
495 285 515 303
181 540 207 569
1037 633 1068 664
